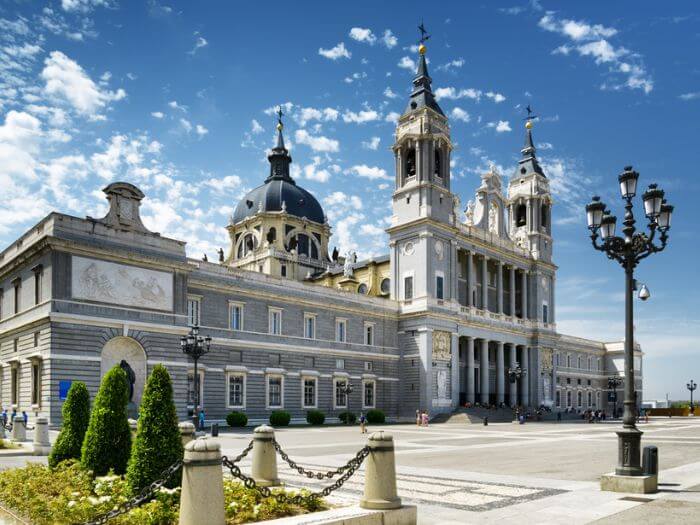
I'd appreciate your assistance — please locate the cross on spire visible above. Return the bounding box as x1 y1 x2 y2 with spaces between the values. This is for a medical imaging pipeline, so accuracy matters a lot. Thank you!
418 21 431 45
277 105 284 125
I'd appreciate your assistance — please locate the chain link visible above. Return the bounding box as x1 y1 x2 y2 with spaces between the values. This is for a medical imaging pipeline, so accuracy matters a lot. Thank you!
273 439 352 480
222 445 370 506
229 440 254 464
82 459 183 525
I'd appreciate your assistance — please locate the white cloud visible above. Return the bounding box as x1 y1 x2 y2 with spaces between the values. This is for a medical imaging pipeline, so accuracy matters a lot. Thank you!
360 224 384 236
436 58 465 72
294 129 339 152
485 91 506 103
203 175 242 193
189 34 208 55
450 107 470 122
151 111 164 119
195 124 208 136
324 191 362 211
382 29 398 49
61 0 109 12
383 87 398 99
168 100 187 112
179 118 192 133
397 56 416 71
349 27 376 45
302 156 331 183
384 112 400 123
342 109 380 124
41 51 126 119
487 120 511 132
344 72 367 84
537 142 554 150
319 42 351 60
347 164 390 180
434 86 482 101
251 119 264 134
296 106 339 126
679 92 700 101
362 136 381 150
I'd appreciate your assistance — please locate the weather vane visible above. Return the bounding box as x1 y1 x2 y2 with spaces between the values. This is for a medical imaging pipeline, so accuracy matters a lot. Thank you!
276 105 284 131
523 104 538 122
418 21 430 45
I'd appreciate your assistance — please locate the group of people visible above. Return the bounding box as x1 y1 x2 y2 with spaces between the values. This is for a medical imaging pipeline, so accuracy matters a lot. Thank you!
415 410 430 427
1 408 29 428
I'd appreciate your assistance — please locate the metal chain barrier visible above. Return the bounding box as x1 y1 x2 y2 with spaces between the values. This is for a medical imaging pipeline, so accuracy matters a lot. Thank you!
229 439 254 465
20 421 35 431
83 459 183 525
273 439 353 480
222 444 370 506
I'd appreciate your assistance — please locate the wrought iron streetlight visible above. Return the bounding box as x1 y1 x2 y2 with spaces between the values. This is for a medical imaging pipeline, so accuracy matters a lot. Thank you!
340 381 354 424
508 362 526 384
607 376 624 418
586 166 673 477
180 325 211 430
688 380 697 412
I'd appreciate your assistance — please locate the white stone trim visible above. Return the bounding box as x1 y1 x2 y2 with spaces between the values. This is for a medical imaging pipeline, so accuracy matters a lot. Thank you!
265 373 284 409
226 371 246 409
228 301 244 331
362 378 376 409
333 376 349 410
301 375 318 409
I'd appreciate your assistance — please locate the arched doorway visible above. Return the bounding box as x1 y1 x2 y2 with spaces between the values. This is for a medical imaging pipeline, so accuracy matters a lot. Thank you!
101 337 147 413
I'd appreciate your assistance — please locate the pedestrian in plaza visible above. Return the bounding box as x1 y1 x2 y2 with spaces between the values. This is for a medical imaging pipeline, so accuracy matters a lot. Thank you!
557 411 562 422
0 408 6 428
416 409 421 427
421 410 429 427
22 411 28 426
198 409 205 430
11 408 17 424
359 412 367 434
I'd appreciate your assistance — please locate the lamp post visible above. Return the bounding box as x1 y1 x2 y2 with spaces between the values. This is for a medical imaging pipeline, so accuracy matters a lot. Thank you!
586 166 673 477
608 376 623 418
688 380 697 413
180 325 211 430
508 363 526 407
340 381 354 424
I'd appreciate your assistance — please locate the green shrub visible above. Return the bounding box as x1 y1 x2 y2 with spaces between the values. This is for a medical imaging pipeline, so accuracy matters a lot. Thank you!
269 410 291 427
226 411 248 427
48 382 90 468
306 409 325 425
126 365 183 493
338 411 356 424
365 409 385 424
81 366 131 476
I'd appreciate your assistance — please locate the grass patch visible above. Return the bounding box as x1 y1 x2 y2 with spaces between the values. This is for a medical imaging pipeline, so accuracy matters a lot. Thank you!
0 460 327 524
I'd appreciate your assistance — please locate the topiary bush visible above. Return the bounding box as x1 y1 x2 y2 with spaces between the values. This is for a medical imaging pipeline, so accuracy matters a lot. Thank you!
365 409 385 424
338 411 356 424
306 410 325 425
126 365 183 493
269 410 291 427
226 411 248 427
81 366 132 476
48 381 90 468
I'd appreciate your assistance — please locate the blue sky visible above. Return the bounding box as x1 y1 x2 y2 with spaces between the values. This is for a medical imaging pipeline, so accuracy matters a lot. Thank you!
0 0 698 400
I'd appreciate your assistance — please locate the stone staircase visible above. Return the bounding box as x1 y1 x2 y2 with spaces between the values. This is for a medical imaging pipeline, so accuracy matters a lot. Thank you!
431 406 515 424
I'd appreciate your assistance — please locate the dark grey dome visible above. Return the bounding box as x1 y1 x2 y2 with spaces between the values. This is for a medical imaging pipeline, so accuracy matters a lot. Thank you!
233 179 325 224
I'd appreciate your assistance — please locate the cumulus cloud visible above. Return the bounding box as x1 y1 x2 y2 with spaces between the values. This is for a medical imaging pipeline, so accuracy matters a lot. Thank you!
384 112 400 123
347 164 390 180
301 156 331 183
383 87 398 99
487 120 511 133
450 107 470 122
319 42 351 60
151 111 164 119
342 109 380 124
485 91 506 103
189 33 208 55
295 129 339 152
679 92 700 101
397 56 416 71
41 51 126 119
195 124 208 136
251 119 264 134
436 58 465 72
61 0 110 12
362 136 381 150
360 224 384 236
382 29 398 49
296 107 339 126
349 27 376 45
434 86 482 101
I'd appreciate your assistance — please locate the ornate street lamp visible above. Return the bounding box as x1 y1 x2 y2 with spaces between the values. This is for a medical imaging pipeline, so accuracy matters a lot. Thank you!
340 381 354 424
688 380 697 413
508 362 526 384
181 325 211 430
607 376 624 418
586 166 673 477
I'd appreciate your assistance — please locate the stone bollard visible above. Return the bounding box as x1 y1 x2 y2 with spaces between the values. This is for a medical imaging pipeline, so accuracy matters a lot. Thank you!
128 419 138 440
11 416 26 442
360 431 402 510
32 417 51 455
179 437 225 525
179 421 196 448
251 425 279 487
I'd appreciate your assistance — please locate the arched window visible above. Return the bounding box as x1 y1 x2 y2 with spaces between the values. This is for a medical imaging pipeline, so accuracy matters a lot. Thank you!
237 233 256 258
516 204 527 227
577 356 582 369
405 148 416 178
357 283 368 294
541 204 549 230
556 390 561 407
577 391 582 407
434 149 442 178
588 391 592 407
380 278 390 295
266 227 276 244
294 233 319 260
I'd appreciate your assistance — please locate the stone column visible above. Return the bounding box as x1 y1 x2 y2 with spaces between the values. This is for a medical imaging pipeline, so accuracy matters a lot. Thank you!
450 333 460 408
450 242 458 302
251 425 280 486
509 344 518 407
497 261 504 314
32 417 51 455
521 270 528 319
466 251 473 307
481 256 489 311
360 431 402 510
179 421 196 448
509 266 516 317
480 339 490 404
521 346 530 407
466 337 475 404
496 342 505 405
11 416 26 442
179 438 225 525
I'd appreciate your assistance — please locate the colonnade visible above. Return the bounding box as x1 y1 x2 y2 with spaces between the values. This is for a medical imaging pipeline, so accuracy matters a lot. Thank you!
461 336 532 407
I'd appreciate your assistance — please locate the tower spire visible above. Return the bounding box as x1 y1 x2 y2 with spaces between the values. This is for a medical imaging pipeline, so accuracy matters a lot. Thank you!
518 105 544 177
266 106 294 183
403 23 444 116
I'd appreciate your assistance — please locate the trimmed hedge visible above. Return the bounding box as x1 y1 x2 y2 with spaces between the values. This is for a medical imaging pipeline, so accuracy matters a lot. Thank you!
48 382 90 468
306 410 325 425
81 366 132 476
126 365 183 493
269 410 291 427
338 411 356 424
226 411 248 427
365 409 385 424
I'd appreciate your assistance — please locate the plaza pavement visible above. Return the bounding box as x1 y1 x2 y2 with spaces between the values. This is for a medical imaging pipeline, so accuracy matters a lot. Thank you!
2 417 700 524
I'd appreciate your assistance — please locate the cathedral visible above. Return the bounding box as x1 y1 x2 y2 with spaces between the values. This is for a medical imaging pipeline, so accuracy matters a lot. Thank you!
0 42 642 427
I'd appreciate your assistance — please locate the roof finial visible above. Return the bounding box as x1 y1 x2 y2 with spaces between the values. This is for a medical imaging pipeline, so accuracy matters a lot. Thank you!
418 20 430 55
524 104 537 130
274 105 286 151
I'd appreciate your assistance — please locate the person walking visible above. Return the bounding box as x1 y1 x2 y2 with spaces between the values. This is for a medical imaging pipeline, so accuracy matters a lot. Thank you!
1 408 6 428
416 409 421 427
359 412 367 434
198 409 205 431
557 411 562 422
22 411 28 428
421 410 429 427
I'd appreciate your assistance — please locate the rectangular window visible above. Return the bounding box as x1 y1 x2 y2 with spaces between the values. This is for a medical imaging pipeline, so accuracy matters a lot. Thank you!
187 371 204 408
303 378 317 408
31 362 41 406
542 304 548 323
33 267 43 305
588 391 592 407
281 264 287 277
229 302 243 331
227 374 245 408
267 376 283 408
13 338 18 353
364 361 373 372
334 379 348 409
404 276 413 300
269 308 282 335
304 314 316 339
187 296 201 326
335 358 345 370
304 356 315 368
364 323 374 346
336 319 347 343
555 390 561 407
13 279 21 314
436 275 444 300
34 332 40 347
566 390 572 407
11 367 19 406
363 380 375 408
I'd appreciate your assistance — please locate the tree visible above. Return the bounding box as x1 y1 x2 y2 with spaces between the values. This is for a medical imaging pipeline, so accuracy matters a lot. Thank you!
48 381 91 468
81 365 132 476
126 365 183 492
